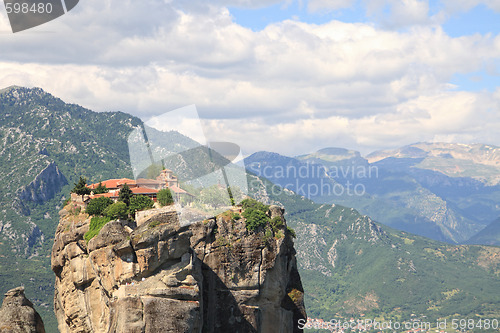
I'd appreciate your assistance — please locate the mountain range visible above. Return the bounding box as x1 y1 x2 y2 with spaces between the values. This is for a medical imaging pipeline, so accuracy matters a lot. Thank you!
245 143 500 245
1 86 499 331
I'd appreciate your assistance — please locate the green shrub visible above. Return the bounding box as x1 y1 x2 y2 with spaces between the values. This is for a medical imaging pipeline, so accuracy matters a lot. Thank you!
270 216 284 231
275 230 284 239
286 226 296 239
103 202 128 220
241 198 269 213
157 188 174 206
263 227 274 244
243 208 269 231
232 213 241 220
241 198 271 232
148 220 163 229
84 216 111 242
129 195 154 215
86 197 113 216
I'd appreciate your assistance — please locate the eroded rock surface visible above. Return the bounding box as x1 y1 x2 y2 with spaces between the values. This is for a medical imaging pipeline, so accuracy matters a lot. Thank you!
52 205 306 332
0 287 45 333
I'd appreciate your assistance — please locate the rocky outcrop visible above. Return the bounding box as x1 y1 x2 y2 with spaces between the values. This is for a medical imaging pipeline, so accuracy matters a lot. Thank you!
15 161 68 215
18 161 68 204
51 204 306 332
0 287 45 333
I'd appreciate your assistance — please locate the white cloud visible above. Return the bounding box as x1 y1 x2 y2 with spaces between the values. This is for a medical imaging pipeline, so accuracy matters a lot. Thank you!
307 0 355 12
441 0 500 13
362 0 435 29
1 0 500 156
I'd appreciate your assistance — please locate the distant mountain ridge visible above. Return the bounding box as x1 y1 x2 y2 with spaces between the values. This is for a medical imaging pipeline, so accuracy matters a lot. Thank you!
245 143 500 245
367 142 500 185
466 217 500 246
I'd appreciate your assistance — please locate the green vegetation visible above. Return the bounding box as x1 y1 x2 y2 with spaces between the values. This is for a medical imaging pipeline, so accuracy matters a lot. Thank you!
242 207 269 231
118 183 133 206
243 208 269 231
241 197 269 212
83 216 111 242
286 226 296 238
270 216 284 231
103 202 128 220
263 227 274 244
157 188 174 206
148 220 164 229
71 176 91 196
129 195 154 215
93 181 109 194
85 197 113 216
241 198 271 231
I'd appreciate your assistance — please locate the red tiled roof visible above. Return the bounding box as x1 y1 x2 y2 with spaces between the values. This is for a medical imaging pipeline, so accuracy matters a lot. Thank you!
131 187 159 194
136 178 163 185
89 178 136 189
89 192 118 199
169 185 193 196
89 187 158 199
88 177 193 198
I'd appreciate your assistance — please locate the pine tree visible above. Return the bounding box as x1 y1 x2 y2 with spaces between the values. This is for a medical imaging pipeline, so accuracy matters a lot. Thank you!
72 176 91 196
119 183 133 206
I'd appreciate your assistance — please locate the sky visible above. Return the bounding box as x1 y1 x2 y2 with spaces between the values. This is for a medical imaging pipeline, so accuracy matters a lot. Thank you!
0 0 499 157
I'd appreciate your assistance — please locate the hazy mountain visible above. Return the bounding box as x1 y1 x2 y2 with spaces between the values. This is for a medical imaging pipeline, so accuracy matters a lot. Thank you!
367 142 500 185
245 144 500 244
466 217 500 246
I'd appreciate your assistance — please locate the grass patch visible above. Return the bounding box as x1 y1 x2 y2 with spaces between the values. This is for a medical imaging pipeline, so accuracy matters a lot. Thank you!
83 216 111 242
148 220 163 229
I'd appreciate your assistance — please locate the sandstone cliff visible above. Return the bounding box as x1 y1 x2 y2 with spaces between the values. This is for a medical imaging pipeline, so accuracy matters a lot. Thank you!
51 204 306 332
0 287 46 333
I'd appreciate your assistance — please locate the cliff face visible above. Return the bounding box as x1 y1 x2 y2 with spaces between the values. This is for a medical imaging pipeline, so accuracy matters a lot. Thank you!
51 205 306 332
14 161 68 216
0 287 46 333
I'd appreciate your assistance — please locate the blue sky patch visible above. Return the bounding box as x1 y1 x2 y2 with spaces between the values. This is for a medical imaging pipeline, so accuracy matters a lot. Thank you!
442 4 500 37
228 1 368 31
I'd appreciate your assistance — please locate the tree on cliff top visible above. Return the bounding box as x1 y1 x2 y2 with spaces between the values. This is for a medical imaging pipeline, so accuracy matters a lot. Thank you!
118 183 133 206
86 197 113 216
129 195 154 215
157 188 174 206
71 176 91 196
103 202 128 220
